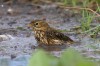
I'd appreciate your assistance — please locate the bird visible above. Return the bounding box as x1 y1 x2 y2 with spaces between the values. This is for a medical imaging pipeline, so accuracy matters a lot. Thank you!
27 20 74 50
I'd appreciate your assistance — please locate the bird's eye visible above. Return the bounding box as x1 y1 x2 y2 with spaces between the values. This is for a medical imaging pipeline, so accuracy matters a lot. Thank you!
35 23 38 25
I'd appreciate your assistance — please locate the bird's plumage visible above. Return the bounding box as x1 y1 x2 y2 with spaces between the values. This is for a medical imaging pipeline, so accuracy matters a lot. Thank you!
28 20 74 50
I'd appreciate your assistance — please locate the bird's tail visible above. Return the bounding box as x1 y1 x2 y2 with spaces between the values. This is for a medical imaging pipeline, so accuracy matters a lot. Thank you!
67 38 75 44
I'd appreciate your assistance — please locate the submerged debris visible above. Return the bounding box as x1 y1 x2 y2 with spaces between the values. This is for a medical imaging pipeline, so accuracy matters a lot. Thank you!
0 34 15 42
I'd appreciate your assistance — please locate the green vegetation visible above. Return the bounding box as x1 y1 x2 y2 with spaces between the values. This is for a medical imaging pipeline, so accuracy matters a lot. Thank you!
80 10 94 31
16 27 26 31
28 49 59 66
59 0 100 37
28 48 97 66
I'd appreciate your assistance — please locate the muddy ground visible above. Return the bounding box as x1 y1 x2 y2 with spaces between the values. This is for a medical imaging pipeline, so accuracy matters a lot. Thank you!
0 3 100 66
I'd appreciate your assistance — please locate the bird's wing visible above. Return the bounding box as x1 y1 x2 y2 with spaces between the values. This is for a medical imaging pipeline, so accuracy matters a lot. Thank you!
46 29 74 43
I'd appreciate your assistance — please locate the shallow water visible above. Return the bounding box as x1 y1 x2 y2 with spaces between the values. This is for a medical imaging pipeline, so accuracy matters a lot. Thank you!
0 55 30 66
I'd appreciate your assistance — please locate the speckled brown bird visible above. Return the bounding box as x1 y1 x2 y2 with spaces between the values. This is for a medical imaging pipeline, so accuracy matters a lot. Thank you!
28 20 74 50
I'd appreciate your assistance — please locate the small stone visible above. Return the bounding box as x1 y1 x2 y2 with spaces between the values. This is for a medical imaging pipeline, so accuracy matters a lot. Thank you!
11 54 16 59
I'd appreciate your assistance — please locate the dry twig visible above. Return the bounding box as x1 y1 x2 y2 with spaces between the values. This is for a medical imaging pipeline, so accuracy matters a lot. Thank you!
60 6 100 17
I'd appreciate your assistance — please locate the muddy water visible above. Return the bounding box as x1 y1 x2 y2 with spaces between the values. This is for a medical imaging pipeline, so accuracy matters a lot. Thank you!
0 4 100 66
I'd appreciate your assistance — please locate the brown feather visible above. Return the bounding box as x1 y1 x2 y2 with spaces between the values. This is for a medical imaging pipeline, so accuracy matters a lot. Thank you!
28 20 74 50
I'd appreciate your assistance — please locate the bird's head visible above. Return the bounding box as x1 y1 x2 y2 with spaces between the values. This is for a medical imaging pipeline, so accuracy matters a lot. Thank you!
27 20 50 31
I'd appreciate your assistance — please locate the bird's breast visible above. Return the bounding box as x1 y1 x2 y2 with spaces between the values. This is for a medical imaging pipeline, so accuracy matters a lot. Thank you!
34 30 49 44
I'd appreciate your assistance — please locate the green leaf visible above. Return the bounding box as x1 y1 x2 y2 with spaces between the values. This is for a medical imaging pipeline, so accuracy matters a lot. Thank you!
28 49 58 66
59 48 97 66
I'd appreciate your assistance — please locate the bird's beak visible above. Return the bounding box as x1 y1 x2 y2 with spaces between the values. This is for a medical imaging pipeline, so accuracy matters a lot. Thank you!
27 23 30 27
27 23 32 29
27 23 35 30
